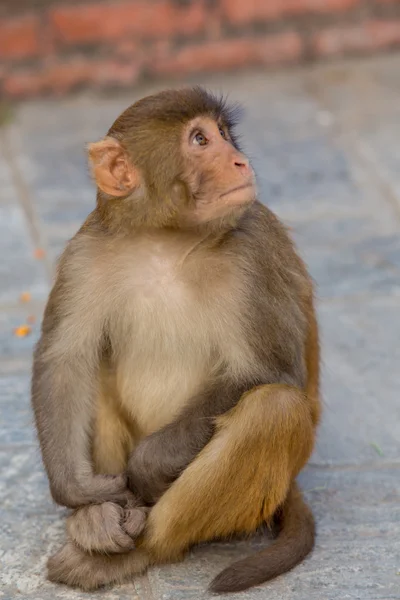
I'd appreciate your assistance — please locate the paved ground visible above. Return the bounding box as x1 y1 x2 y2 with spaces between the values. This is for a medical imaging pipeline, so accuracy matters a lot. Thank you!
0 54 399 600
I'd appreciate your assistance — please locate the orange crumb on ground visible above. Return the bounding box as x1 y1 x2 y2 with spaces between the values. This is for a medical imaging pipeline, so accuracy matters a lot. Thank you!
27 315 36 324
34 248 45 259
14 325 32 337
20 292 31 303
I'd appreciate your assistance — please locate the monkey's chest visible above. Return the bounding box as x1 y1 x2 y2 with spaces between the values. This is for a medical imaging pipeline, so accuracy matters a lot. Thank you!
111 243 251 435
114 267 222 435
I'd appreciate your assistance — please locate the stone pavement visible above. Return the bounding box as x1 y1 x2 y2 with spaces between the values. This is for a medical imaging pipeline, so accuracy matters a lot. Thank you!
1 54 399 600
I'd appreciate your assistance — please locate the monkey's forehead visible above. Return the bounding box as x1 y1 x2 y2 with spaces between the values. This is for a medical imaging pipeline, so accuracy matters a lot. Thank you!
109 86 241 132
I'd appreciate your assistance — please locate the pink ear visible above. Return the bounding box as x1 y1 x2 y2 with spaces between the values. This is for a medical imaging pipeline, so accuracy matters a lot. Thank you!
88 136 138 196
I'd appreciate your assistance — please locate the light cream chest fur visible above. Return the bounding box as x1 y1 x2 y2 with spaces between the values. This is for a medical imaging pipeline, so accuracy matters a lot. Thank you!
105 236 253 435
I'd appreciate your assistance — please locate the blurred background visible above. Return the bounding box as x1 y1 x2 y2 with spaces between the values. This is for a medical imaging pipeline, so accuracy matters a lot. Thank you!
1 0 400 98
1 2 400 600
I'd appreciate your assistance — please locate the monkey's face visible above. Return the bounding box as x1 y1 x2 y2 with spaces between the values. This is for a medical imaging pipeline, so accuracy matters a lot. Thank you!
88 87 257 230
180 116 256 226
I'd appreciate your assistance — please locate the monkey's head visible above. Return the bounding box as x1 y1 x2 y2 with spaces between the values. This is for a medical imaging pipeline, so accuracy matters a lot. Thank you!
88 87 256 231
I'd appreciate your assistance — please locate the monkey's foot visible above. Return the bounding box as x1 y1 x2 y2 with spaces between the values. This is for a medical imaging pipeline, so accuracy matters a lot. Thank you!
67 502 147 554
47 541 150 591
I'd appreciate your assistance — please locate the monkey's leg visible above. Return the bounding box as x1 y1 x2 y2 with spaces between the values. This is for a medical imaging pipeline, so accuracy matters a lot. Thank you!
92 372 137 475
48 384 315 591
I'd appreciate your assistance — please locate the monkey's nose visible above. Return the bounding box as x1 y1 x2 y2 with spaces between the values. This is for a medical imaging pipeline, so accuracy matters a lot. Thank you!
234 156 251 177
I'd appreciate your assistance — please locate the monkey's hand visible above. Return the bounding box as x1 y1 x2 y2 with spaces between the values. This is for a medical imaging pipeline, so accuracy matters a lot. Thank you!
67 500 149 554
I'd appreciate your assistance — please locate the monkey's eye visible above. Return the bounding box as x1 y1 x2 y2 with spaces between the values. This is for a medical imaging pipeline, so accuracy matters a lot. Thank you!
219 127 226 139
193 132 208 146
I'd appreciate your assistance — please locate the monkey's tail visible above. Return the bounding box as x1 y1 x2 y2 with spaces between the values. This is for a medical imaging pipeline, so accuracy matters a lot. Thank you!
209 482 314 594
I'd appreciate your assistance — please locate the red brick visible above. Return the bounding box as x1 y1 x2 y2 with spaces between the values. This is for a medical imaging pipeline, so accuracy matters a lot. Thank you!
115 39 140 59
50 0 206 45
222 0 359 24
150 33 302 76
313 19 400 56
91 60 141 85
4 59 141 98
0 14 40 60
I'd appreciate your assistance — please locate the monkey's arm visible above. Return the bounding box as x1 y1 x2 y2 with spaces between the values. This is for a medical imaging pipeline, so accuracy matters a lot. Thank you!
31 247 131 509
127 380 253 504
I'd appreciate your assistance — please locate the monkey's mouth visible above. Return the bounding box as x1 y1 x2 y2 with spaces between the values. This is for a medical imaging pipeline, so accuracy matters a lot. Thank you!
220 183 255 199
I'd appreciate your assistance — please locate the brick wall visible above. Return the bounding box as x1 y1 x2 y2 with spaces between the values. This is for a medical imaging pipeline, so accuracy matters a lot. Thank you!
1 0 400 99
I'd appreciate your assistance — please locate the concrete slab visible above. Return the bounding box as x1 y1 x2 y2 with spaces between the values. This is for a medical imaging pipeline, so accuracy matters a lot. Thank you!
0 374 35 446
0 306 43 361
0 204 49 304
1 454 397 599
315 297 400 465
0 54 400 600
307 55 400 213
148 466 400 600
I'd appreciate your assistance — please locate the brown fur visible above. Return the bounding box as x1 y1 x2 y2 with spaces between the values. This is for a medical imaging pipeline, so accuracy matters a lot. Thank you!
48 384 316 591
32 87 321 594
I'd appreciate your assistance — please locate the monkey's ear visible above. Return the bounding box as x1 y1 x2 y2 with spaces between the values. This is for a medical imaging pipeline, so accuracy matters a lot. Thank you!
88 136 138 197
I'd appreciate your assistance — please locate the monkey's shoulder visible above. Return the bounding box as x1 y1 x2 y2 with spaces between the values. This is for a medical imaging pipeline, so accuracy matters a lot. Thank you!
229 202 311 287
233 202 296 250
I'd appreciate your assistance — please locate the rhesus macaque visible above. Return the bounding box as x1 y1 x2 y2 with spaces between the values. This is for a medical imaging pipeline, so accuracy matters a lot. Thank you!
31 87 321 594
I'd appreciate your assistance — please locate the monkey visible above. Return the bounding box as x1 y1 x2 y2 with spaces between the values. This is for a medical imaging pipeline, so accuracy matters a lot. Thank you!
31 86 321 594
